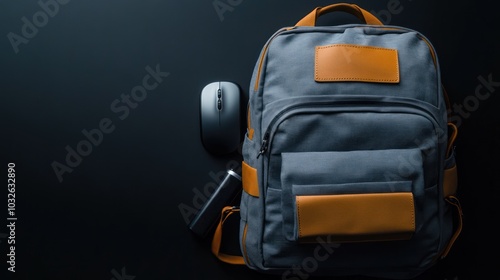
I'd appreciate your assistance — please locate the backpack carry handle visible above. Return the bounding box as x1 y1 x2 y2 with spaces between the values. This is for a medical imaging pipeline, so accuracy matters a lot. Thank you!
295 3 384 26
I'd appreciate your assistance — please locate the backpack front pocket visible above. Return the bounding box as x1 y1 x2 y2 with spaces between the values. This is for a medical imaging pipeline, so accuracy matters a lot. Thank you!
281 149 422 242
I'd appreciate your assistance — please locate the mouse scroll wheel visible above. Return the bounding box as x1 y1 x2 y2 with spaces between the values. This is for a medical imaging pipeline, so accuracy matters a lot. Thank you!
217 88 222 110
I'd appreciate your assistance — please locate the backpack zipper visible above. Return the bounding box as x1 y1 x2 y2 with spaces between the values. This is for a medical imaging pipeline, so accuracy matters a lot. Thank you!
257 100 440 158
257 131 270 158
253 26 440 157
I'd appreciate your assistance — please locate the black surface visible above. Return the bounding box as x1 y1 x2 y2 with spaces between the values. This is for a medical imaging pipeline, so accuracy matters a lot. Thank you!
1 1 499 279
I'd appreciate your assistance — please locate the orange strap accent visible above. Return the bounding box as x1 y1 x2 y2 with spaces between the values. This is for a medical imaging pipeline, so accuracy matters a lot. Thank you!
440 196 463 259
443 165 458 198
246 108 254 140
242 161 259 197
211 206 245 265
295 3 383 26
441 86 461 259
447 123 458 158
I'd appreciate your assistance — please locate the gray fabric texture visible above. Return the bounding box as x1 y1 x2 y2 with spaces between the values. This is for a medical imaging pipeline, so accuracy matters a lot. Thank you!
240 23 453 279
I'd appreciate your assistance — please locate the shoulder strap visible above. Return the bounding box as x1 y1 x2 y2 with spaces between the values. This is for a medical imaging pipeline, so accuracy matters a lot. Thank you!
440 120 464 259
440 196 463 259
211 206 245 265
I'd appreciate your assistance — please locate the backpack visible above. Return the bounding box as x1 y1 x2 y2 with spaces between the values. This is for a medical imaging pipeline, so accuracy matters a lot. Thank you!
211 3 463 279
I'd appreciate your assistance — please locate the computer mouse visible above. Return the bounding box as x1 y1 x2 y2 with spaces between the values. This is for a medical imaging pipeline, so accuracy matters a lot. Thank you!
200 81 241 155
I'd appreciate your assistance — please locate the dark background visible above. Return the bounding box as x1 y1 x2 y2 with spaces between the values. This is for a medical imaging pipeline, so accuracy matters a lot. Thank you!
1 0 499 279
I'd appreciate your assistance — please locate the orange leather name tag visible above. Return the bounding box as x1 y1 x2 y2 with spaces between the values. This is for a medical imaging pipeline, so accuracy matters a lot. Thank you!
315 44 399 83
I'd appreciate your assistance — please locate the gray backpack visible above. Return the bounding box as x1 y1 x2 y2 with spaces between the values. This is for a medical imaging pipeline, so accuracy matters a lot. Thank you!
211 3 463 279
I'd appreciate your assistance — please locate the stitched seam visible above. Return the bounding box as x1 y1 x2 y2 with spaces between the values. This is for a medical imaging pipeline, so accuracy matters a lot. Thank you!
296 197 302 238
409 195 415 232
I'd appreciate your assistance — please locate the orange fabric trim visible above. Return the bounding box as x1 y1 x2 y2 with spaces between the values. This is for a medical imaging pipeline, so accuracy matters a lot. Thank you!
246 108 254 140
296 192 414 241
241 223 249 264
315 44 399 83
242 161 259 197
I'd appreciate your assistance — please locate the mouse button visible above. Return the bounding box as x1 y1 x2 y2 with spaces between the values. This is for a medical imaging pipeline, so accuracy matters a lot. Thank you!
202 82 218 94
201 95 215 115
221 81 239 92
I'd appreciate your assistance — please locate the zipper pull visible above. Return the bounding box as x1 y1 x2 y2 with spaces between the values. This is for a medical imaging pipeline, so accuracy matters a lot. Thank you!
257 132 269 159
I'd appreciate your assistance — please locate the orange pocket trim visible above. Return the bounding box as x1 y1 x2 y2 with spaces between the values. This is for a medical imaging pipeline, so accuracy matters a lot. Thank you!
296 192 414 242
315 44 399 83
242 161 259 197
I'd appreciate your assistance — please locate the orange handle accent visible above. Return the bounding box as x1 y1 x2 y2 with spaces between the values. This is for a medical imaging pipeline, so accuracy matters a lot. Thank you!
295 3 383 26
